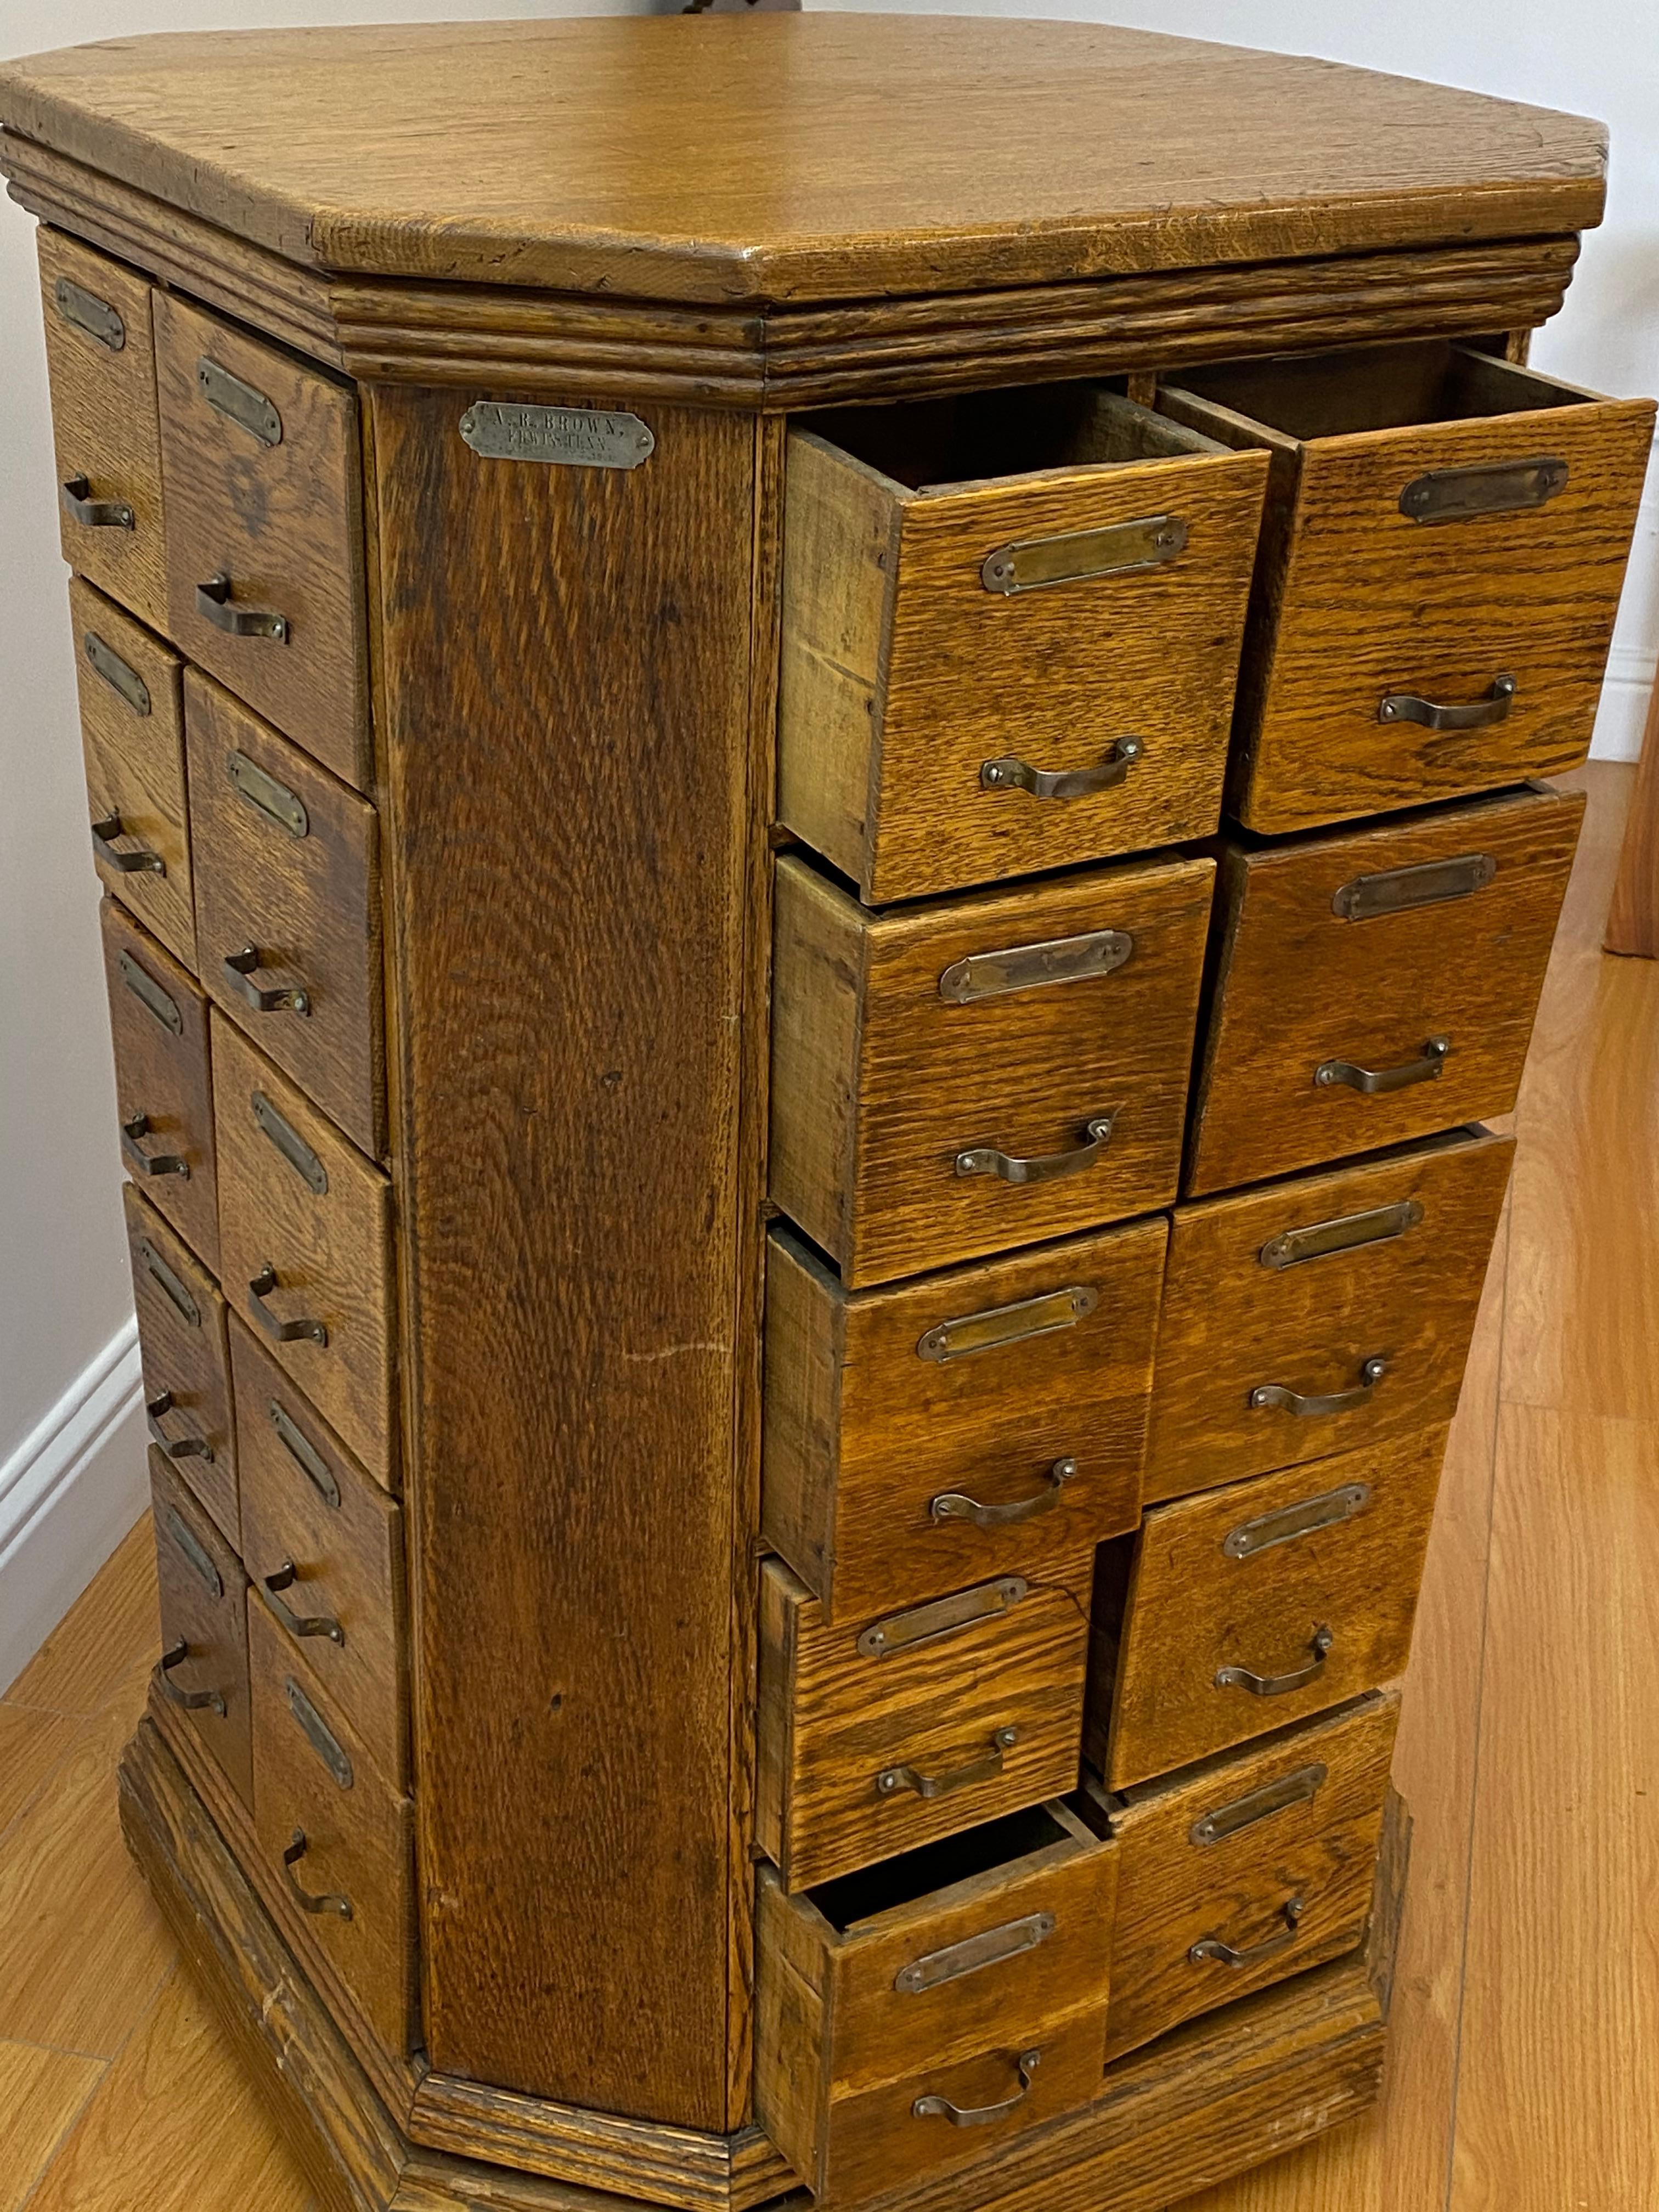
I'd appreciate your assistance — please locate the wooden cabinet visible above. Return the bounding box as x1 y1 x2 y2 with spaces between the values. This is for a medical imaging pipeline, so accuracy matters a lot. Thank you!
150 1446 253 1808
100 898 220 1270
125 1181 238 1548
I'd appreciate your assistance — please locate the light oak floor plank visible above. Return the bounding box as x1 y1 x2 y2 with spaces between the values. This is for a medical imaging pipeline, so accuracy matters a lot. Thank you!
5 1515 158 1717
0 1704 81 1840
0 2040 105 2212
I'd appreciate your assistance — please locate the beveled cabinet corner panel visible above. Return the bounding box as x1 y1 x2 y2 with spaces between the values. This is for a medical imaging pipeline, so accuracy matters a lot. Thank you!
125 1180 238 1548
99 900 220 1271
150 1445 253 1811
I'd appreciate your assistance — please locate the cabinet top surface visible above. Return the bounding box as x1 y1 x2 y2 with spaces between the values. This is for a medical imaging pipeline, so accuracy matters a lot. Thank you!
0 15 1605 307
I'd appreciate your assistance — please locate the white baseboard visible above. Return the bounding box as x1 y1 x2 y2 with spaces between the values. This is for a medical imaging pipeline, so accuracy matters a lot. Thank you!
0 1316 148 1696
1590 645 1657 763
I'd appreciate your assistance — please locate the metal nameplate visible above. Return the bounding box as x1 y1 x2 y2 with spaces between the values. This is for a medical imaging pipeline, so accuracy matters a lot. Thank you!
1223 1482 1372 1561
1399 454 1567 524
83 631 151 716
137 1236 200 1328
252 1090 329 1195
1259 1199 1424 1271
460 402 656 470
163 1504 223 1599
197 356 283 446
55 275 125 351
285 1676 354 1790
226 750 308 838
981 513 1186 594
939 928 1133 1005
119 950 183 1036
1331 852 1497 922
917 1284 1098 1364
270 1400 341 1509
894 1912 1057 1994
857 1577 1028 1660
1190 1764 1328 1847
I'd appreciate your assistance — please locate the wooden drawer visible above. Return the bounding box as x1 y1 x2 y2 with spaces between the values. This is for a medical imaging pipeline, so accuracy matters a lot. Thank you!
764 1216 1165 1623
780 387 1267 902
757 1801 1116 2199
149 1446 253 1811
71 579 194 968
1147 1127 1512 1503
185 669 385 1159
125 1181 238 1549
771 851 1214 1287
249 1604 417 2059
1092 1691 1399 2060
1160 342 1655 833
1187 783 1583 1197
154 291 370 791
232 1316 408 1788
758 1554 1093 1891
212 1018 396 1485
38 229 167 630
1088 1429 1443 1790
100 900 220 1273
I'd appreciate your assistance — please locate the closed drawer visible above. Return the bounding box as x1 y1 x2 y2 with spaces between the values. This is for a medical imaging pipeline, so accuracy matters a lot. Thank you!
764 1215 1165 1623
185 669 384 1159
154 291 370 790
71 579 194 968
757 1801 1116 2200
1187 783 1583 1197
233 1316 408 1788
780 387 1267 902
1092 1691 1399 2060
758 1554 1092 1891
101 900 220 1272
1088 1430 1443 1790
149 1446 253 1811
1147 1127 1512 1503
125 1181 238 1549
1160 342 1655 832
212 1018 396 1485
771 851 1214 1288
38 229 167 630
249 1604 416 2059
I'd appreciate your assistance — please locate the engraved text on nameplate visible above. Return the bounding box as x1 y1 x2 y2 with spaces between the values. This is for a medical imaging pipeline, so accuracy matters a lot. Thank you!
459 403 656 469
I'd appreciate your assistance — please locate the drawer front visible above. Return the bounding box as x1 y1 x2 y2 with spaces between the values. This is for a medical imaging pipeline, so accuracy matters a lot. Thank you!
101 900 220 1272
1187 785 1583 1197
764 1216 1165 1623
125 1181 238 1549
153 290 370 791
185 670 384 1159
771 852 1214 1287
1147 1129 1513 1502
232 1316 408 1787
71 578 194 968
249 1604 416 2059
212 1018 396 1485
1093 1429 1444 1788
758 1555 1093 1891
38 229 167 630
1102 1692 1399 2059
150 1446 253 1810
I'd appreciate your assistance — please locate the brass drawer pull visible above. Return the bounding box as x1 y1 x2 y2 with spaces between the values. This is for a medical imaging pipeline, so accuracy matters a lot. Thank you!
1316 1036 1449 1096
269 1399 341 1508
262 1560 345 1646
197 355 284 446
1190 1897 1305 1968
877 1725 1018 1800
122 1111 190 1181
1378 674 1515 731
161 1502 223 1594
1190 1764 1328 1847
84 631 151 715
1331 852 1497 921
914 2047 1041 2125
61 473 134 530
1223 1483 1372 1560
252 1090 328 1194
981 509 1186 592
956 1114 1115 1184
226 749 308 838
931 1458 1076 1529
917 1284 1097 1364
1400 455 1566 522
91 811 165 876
137 1236 200 1328
148 1391 215 1468
196 574 290 643
283 1830 353 1919
858 1578 1027 1658
1250 1357 1386 1420
939 931 1132 1004
224 946 311 1017
157 1638 225 1717
895 1912 1056 1995
249 1263 328 1346
980 736 1145 802
54 275 126 350
1216 1626 1334 1697
284 1675 354 1789
1259 1198 1423 1271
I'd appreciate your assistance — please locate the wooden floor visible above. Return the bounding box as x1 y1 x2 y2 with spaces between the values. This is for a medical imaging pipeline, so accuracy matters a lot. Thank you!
2 763 1654 2212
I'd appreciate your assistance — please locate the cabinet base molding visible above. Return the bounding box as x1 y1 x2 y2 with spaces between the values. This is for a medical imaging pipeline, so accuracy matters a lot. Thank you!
117 1714 1407 2212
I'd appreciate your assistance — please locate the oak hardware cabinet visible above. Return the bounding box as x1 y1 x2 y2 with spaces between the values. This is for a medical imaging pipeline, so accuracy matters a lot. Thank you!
3 17 1651 2212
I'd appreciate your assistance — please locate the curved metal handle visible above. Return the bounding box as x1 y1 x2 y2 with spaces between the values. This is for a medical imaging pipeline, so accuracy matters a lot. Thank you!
980 736 1144 801
914 2049 1041 2128
1250 1356 1386 1419
877 1725 1017 1801
262 1559 345 1645
156 1637 226 1717
931 1459 1076 1529
249 1264 329 1346
146 1390 215 1464
61 473 134 529
956 1115 1114 1185
1190 1897 1305 1968
91 812 165 876
1316 1036 1449 1096
1379 674 1515 730
282 1829 353 1920
223 946 311 1017
122 1111 190 1181
1216 1626 1334 1698
196 573 290 642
